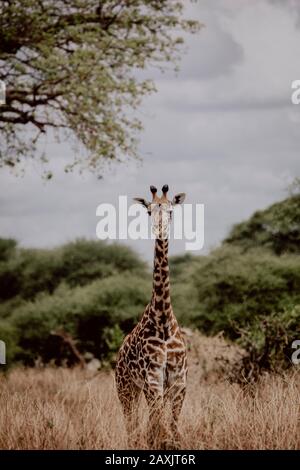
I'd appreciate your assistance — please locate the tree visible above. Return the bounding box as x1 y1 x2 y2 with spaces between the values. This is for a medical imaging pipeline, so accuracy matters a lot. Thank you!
0 0 199 175
224 194 300 255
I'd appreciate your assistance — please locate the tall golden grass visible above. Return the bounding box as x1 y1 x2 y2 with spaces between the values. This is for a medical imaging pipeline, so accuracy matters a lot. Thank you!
0 333 299 450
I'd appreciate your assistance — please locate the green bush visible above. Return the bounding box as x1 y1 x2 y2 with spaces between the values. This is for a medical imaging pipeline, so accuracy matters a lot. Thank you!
57 239 146 286
229 304 300 382
0 259 22 300
0 238 147 304
10 273 151 365
190 246 300 337
0 238 17 262
224 194 300 254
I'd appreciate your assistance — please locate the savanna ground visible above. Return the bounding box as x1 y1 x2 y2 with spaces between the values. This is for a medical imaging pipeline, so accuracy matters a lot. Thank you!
0 331 299 450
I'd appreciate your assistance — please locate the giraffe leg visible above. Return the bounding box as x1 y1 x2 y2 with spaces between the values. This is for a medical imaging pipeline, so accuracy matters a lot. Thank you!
142 362 173 450
115 366 141 447
170 384 186 446
143 386 167 449
163 378 186 449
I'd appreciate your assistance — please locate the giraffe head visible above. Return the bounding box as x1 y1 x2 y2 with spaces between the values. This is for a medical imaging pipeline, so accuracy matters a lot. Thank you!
134 185 186 239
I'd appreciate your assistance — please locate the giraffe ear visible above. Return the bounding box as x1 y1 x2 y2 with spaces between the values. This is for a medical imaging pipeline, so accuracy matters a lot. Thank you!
133 197 151 209
172 193 186 205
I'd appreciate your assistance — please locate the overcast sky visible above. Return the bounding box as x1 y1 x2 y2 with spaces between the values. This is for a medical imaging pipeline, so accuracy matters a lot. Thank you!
1 0 300 262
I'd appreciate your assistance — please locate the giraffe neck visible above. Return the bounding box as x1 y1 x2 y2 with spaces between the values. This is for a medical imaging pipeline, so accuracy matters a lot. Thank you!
151 237 171 313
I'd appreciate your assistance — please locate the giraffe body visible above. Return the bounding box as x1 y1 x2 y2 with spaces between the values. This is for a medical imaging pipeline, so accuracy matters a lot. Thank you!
115 187 187 449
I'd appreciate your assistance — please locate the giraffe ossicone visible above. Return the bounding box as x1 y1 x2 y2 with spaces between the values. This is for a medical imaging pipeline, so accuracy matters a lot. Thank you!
115 185 187 449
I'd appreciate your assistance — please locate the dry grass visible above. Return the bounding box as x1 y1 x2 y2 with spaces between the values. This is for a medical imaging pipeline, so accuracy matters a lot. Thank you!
0 333 299 450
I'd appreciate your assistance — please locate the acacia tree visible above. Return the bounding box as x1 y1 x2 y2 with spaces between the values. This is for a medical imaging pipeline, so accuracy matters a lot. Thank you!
0 0 199 175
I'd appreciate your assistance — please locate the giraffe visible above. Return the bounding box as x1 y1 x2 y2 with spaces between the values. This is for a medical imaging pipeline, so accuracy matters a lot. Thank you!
115 184 187 449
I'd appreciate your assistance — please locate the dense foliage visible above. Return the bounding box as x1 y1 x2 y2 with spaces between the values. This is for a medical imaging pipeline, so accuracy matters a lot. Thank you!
0 239 149 366
224 194 300 255
0 0 199 174
170 246 300 378
0 238 146 301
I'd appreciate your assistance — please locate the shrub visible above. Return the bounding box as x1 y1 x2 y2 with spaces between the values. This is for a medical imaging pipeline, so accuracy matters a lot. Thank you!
191 246 300 337
224 194 300 255
228 305 300 382
0 238 147 303
56 239 146 287
10 273 151 366
0 238 17 262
